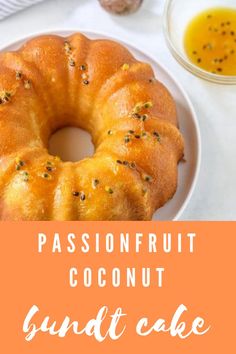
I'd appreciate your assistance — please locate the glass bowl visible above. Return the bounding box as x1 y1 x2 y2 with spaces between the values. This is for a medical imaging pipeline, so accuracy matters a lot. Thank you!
163 0 236 84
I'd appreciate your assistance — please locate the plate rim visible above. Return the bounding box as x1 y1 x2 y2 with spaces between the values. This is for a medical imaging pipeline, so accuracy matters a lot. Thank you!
0 28 202 221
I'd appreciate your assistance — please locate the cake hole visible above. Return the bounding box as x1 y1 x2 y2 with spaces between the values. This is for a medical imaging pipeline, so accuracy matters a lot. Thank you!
48 127 94 162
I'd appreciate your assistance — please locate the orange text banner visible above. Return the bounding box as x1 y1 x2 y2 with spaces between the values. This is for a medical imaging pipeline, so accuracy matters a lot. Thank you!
0 222 235 354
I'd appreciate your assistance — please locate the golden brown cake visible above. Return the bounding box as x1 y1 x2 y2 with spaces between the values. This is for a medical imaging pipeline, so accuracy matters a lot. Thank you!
0 33 184 220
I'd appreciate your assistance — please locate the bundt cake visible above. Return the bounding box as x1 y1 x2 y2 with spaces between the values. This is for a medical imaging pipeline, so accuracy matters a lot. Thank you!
0 33 184 220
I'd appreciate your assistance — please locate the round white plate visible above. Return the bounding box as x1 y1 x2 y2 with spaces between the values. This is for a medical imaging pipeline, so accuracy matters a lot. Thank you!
0 30 201 221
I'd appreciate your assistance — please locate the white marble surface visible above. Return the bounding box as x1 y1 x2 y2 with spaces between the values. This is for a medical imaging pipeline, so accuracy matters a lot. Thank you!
0 0 235 220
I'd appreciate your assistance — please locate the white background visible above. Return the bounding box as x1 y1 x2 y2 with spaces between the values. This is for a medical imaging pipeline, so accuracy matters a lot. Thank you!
0 0 235 220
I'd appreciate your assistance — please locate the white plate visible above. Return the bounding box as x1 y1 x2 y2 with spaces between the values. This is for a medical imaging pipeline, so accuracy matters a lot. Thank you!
0 30 201 221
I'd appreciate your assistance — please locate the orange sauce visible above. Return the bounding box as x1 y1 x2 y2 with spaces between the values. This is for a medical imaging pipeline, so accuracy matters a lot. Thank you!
184 7 236 75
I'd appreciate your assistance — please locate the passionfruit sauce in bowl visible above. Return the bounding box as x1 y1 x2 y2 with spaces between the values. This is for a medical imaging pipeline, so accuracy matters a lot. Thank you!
184 7 236 76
